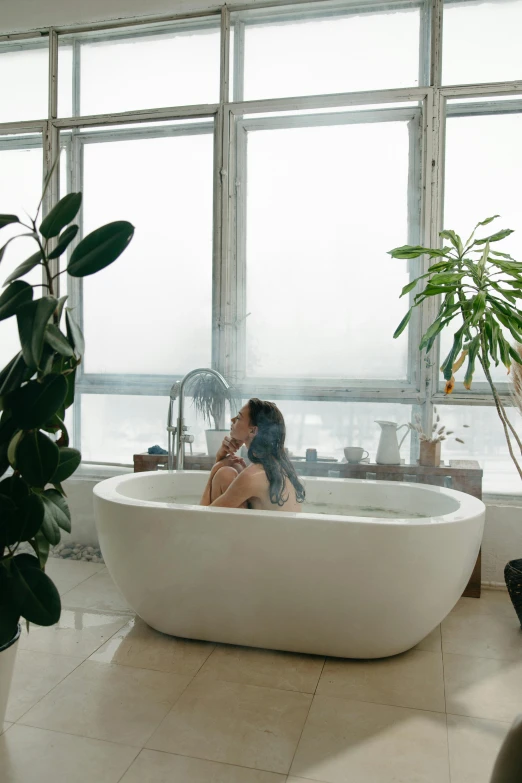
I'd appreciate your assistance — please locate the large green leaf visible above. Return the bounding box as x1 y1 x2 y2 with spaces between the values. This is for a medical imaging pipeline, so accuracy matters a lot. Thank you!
0 281 33 321
68 220 134 277
48 225 79 260
63 365 76 411
440 326 465 381
388 245 451 260
471 291 486 325
393 308 412 339
0 352 29 398
463 336 480 389
51 447 81 484
10 374 67 430
40 193 82 239
0 215 19 229
16 296 57 370
16 430 60 488
0 414 17 478
420 317 446 352
3 250 42 287
400 279 419 297
33 529 50 569
439 230 463 255
40 495 61 546
65 309 85 356
54 295 68 324
10 554 61 627
44 324 75 357
42 488 71 534
474 228 514 245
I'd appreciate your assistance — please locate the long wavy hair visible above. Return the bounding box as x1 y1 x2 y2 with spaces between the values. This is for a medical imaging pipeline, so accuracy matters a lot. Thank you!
246 398 305 507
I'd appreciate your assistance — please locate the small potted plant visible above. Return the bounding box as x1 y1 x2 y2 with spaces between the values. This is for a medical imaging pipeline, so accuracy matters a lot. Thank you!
188 373 239 457
0 174 133 723
409 408 467 467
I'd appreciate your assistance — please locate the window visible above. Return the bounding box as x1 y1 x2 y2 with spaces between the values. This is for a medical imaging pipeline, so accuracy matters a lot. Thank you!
0 42 48 122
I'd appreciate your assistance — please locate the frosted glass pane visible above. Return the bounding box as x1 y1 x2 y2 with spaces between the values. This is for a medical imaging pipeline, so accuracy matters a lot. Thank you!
0 144 43 370
436 405 522 493
75 24 220 116
244 121 412 379
268 399 413 463
82 130 213 374
239 5 421 100
441 112 522 385
57 44 73 118
443 0 522 85
0 45 48 122
81 393 238 463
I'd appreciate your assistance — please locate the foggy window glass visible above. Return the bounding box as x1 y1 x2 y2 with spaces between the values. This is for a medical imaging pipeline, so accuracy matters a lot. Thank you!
0 44 48 122
443 0 522 85
440 111 522 387
237 3 422 100
81 128 213 375
244 119 414 380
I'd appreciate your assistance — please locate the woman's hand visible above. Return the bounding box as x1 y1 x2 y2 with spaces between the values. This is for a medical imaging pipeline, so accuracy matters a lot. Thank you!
215 435 243 463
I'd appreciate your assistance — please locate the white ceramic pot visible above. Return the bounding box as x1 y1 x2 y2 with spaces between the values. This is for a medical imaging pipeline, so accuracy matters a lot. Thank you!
205 429 229 458
0 624 21 724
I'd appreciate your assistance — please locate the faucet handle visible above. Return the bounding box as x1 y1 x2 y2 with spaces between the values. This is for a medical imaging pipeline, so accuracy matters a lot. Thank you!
183 434 195 444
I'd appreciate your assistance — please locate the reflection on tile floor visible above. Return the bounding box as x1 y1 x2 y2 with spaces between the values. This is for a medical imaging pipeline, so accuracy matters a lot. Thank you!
0 561 519 783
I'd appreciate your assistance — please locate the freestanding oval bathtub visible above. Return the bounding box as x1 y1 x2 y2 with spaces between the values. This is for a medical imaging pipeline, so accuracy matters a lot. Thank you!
93 471 484 659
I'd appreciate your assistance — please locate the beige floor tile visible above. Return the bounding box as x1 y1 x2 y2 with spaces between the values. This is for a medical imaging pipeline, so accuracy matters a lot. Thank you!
415 625 442 652
5 649 82 722
447 714 511 783
290 695 450 783
19 660 192 747
19 609 131 659
450 589 514 619
90 617 215 675
197 644 324 693
442 612 522 661
45 559 106 595
146 678 312 774
316 650 445 713
444 652 522 722
120 749 287 782
0 724 139 783
61 569 132 613
1 723 11 735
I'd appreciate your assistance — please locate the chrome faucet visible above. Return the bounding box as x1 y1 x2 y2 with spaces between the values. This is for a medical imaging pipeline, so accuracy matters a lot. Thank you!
167 368 230 470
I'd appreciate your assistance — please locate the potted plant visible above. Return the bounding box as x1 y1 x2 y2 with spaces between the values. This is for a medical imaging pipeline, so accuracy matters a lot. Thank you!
389 216 522 622
409 407 467 466
0 176 133 723
188 372 239 457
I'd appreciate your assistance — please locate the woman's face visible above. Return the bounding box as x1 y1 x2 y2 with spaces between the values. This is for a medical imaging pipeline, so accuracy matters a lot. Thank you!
230 403 257 445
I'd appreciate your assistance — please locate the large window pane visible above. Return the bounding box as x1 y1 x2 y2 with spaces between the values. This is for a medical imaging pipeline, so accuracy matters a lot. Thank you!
435 404 522 493
235 2 422 101
443 0 522 85
81 124 214 375
60 20 220 117
0 140 43 370
441 109 522 385
0 43 48 122
242 114 417 379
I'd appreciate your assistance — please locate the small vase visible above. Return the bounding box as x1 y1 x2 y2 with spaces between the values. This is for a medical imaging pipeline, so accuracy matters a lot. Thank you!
419 440 441 467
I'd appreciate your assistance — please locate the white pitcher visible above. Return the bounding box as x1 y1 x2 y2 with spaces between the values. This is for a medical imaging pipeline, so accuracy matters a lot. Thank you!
375 420 409 465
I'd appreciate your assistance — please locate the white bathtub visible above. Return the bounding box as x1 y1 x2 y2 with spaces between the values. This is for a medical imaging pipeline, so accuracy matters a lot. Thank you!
93 471 484 659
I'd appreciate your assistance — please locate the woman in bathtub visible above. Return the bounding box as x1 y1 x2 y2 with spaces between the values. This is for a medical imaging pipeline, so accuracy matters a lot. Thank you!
200 398 305 512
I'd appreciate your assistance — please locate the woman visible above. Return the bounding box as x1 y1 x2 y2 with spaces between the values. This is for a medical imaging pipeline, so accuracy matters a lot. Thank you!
200 398 305 511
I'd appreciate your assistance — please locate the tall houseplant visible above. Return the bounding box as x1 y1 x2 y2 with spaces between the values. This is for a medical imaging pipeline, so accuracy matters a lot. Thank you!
187 373 238 457
0 180 133 720
389 216 522 620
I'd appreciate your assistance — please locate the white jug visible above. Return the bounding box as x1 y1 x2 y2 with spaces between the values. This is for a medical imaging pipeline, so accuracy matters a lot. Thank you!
375 420 409 465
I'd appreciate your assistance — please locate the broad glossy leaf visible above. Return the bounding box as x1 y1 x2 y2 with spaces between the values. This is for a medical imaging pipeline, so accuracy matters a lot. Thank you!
42 488 71 533
400 279 419 297
3 250 42 287
68 220 134 277
439 230 463 255
471 291 486 325
420 317 445 351
10 554 61 626
474 228 514 245
508 344 522 366
0 281 33 321
51 447 81 484
47 224 79 259
463 336 480 390
40 495 61 546
7 430 23 467
498 334 512 372
54 295 68 323
40 193 82 239
0 215 19 229
0 352 29 397
393 309 412 339
16 430 60 488
34 529 50 569
16 296 57 370
440 327 465 381
44 324 74 357
429 272 464 286
10 374 67 430
63 366 76 411
65 309 85 356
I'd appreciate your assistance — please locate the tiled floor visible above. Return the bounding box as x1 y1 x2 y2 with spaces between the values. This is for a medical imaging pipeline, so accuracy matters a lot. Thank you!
1 560 521 783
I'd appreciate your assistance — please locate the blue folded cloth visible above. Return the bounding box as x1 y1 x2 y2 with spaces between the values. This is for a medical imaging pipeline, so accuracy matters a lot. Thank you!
148 445 168 455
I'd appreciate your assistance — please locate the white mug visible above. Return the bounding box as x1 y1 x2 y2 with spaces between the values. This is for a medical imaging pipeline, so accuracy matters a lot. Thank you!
344 446 369 464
